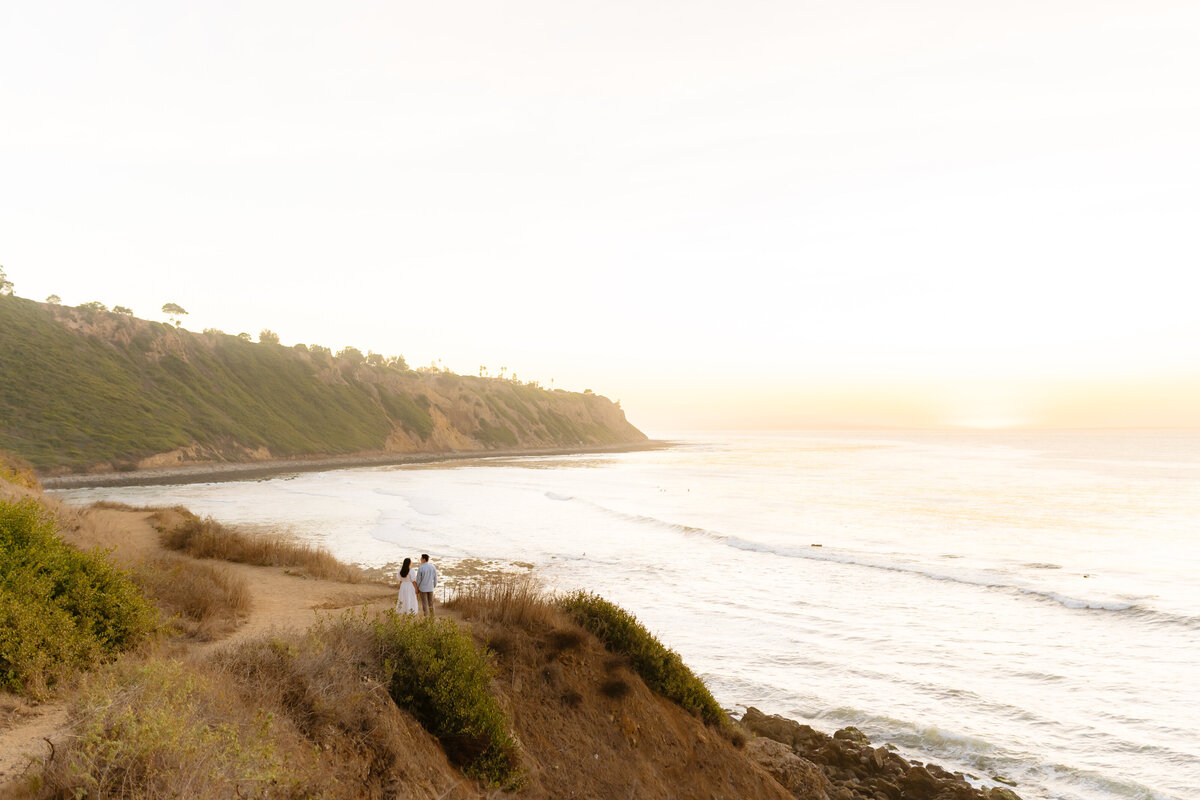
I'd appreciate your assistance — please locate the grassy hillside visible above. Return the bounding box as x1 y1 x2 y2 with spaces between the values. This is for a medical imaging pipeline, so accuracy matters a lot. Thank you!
0 297 645 473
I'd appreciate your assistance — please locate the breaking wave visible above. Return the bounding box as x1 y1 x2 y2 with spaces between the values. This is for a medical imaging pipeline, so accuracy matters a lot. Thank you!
547 492 1199 629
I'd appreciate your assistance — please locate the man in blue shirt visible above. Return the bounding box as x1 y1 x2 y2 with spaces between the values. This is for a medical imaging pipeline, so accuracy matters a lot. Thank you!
416 553 438 618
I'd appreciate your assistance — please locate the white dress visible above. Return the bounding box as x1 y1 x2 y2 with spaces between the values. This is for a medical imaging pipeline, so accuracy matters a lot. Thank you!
396 570 419 615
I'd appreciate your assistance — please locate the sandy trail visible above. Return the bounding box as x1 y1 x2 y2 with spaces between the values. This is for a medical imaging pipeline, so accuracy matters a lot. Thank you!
0 506 400 790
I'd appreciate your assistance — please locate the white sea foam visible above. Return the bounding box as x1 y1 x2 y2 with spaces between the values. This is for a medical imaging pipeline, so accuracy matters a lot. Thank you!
557 494 1176 620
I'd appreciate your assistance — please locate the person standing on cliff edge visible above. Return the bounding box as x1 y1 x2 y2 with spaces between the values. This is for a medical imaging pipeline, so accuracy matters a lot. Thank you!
416 554 438 617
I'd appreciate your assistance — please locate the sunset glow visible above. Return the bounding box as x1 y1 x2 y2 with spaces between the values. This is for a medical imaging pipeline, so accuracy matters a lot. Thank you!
3 1 1197 430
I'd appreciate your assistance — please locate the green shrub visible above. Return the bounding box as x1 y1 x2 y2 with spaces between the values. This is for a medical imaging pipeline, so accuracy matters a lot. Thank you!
379 389 434 439
372 614 521 787
0 499 156 696
474 419 517 448
559 591 727 729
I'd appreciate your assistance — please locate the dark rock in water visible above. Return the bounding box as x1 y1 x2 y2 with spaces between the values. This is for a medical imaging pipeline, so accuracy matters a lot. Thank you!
834 726 871 746
740 707 1024 800
742 707 827 751
991 775 1018 787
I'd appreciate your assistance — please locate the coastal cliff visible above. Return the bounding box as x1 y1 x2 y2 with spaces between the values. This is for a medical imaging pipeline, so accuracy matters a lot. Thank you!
0 297 646 475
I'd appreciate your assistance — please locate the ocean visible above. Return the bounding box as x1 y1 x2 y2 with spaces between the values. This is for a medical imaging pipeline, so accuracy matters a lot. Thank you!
51 430 1200 800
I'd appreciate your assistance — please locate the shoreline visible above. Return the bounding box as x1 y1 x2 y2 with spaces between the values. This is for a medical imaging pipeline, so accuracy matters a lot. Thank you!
16 456 1027 799
40 440 673 490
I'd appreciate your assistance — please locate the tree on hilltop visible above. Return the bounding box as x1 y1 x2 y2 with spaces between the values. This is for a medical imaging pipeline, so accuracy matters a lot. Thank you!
336 347 365 365
78 301 108 312
46 294 61 305
0 266 12 296
259 329 280 345
113 305 133 315
161 302 188 327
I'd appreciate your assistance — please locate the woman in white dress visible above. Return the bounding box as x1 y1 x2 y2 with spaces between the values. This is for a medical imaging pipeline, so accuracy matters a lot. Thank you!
396 557 419 615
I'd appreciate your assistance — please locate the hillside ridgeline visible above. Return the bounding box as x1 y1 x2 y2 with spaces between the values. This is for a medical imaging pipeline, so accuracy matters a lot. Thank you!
0 297 646 475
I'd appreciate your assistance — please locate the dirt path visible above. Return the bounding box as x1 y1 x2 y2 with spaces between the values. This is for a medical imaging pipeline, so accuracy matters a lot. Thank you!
0 506 400 791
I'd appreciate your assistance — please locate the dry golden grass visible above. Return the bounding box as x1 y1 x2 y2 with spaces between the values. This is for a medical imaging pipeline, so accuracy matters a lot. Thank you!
131 556 251 641
26 655 310 800
0 450 37 490
25 620 475 800
213 615 492 796
87 500 174 513
158 514 365 583
446 573 557 629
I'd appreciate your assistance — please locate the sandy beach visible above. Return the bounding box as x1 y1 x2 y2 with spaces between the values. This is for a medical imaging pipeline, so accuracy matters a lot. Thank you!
40 441 670 490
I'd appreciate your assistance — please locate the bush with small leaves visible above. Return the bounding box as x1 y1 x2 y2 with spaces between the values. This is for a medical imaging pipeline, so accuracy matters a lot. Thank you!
0 499 156 696
373 614 522 787
560 591 728 730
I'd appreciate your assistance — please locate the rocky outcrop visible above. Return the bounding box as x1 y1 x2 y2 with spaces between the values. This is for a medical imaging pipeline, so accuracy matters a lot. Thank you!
741 708 1023 800
745 737 833 799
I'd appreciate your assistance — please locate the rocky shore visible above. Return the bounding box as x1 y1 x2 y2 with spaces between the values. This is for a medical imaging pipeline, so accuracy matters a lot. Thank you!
40 440 670 489
741 708 1023 800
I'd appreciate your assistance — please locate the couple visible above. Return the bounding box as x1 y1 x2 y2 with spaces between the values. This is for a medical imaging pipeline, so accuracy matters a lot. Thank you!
396 554 437 617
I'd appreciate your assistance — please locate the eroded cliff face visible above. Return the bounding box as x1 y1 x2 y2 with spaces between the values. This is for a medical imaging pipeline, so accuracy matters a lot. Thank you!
0 298 646 474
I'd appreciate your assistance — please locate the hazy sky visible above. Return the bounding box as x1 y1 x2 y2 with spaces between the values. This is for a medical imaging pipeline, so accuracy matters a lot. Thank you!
3 1 1198 431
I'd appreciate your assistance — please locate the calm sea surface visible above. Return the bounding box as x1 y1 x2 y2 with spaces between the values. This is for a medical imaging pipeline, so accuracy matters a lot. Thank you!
52 430 1200 800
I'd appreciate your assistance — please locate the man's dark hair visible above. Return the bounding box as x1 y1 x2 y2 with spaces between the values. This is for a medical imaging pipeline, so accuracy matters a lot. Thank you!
421 554 430 562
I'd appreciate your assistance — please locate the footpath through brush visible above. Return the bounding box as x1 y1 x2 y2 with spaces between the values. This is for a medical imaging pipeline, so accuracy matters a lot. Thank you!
0 503 397 787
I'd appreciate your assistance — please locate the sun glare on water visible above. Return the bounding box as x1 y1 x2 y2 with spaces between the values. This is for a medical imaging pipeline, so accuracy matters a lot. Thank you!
948 417 1033 430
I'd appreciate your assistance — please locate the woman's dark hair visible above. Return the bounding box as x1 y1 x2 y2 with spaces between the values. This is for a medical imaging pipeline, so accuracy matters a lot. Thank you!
400 557 411 578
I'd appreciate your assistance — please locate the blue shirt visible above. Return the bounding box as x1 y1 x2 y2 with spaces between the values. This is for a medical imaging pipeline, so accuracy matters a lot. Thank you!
416 561 437 592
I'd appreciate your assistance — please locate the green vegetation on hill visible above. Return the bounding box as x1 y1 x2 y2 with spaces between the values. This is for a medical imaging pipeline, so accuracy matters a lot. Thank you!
373 614 522 786
0 497 155 696
0 296 645 472
560 591 731 731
